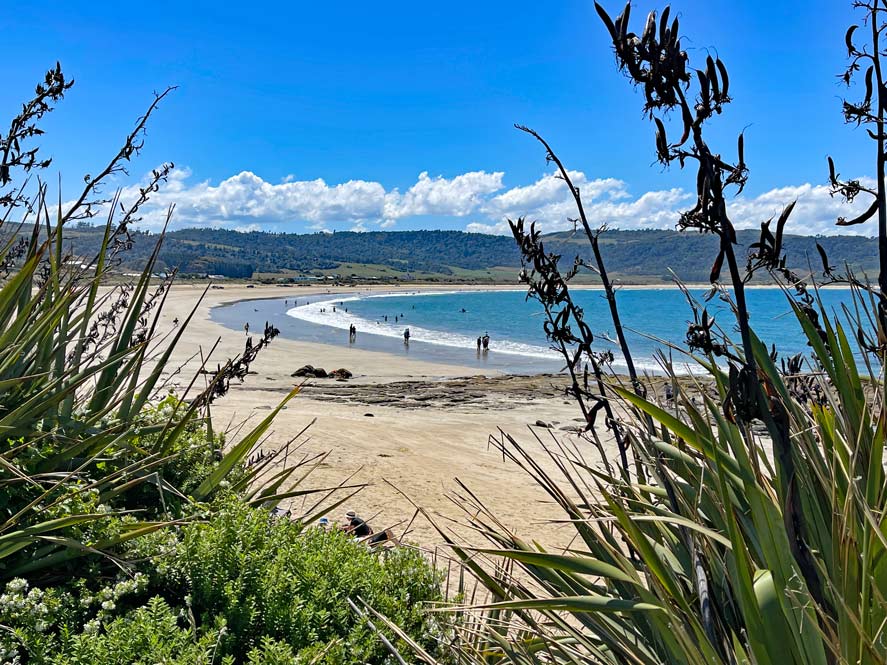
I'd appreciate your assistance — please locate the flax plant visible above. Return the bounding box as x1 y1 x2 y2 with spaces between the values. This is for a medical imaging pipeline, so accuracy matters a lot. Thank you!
0 66 330 584
394 4 887 664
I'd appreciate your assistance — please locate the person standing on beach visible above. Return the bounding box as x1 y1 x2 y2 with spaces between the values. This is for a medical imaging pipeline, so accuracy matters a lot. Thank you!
476 336 482 353
244 322 249 336
403 328 410 345
482 332 490 351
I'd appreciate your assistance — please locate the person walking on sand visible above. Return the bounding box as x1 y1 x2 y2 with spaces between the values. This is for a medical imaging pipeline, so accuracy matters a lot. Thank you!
244 322 249 336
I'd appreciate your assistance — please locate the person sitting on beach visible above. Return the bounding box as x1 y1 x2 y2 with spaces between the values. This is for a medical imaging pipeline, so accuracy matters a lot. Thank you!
270 506 290 520
343 510 372 537
367 529 396 547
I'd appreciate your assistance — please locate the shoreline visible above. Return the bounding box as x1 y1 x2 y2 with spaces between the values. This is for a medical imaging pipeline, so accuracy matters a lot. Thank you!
157 283 618 547
214 289 567 376
153 281 826 547
203 279 848 312
204 284 749 377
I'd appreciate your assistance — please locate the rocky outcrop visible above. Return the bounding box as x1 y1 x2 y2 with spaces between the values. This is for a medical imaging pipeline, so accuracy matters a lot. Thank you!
291 364 351 380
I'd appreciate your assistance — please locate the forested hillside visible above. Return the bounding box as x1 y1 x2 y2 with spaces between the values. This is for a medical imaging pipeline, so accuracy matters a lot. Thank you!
56 224 877 283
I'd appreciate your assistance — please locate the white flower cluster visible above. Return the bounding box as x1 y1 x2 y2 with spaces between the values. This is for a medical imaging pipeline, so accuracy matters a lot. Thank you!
0 578 56 663
0 579 51 630
79 573 148 620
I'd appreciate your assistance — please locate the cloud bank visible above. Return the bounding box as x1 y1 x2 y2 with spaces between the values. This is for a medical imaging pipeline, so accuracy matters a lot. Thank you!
110 166 877 237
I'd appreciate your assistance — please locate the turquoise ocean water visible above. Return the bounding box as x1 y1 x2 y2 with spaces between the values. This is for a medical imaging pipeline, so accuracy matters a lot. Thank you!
210 288 857 375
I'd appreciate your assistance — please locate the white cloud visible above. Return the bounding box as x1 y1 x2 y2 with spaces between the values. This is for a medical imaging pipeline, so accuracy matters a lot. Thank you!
727 181 877 235
383 170 504 219
98 165 877 237
473 173 875 238
477 171 693 234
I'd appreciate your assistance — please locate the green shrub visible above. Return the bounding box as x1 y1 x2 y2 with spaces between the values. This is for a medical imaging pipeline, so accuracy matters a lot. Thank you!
162 499 444 663
1 504 446 664
54 596 222 665
245 636 299 665
0 573 163 663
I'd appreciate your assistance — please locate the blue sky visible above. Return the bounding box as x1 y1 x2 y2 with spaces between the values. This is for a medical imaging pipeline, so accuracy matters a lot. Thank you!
1 1 876 235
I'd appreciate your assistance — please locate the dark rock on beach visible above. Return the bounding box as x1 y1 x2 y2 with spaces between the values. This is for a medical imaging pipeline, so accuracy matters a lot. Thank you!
292 364 351 379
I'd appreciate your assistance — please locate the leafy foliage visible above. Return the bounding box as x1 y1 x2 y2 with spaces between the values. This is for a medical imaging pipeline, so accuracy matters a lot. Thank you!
54 596 222 665
160 498 445 663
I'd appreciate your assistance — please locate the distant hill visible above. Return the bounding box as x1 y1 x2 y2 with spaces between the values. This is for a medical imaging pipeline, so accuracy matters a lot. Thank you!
52 224 878 284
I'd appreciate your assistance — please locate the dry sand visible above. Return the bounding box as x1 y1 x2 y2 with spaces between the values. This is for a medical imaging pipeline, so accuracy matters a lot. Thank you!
156 284 621 549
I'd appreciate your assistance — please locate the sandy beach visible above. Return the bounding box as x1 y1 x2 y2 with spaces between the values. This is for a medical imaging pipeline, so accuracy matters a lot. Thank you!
156 283 619 548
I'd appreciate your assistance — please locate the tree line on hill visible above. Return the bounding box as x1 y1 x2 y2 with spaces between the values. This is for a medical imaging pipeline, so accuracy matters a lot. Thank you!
51 223 879 282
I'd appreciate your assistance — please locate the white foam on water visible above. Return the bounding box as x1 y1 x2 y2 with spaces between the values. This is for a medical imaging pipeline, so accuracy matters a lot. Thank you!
285 291 685 374
287 293 555 360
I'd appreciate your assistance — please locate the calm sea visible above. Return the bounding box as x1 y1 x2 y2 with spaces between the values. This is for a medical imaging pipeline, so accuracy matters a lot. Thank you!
210 288 857 375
